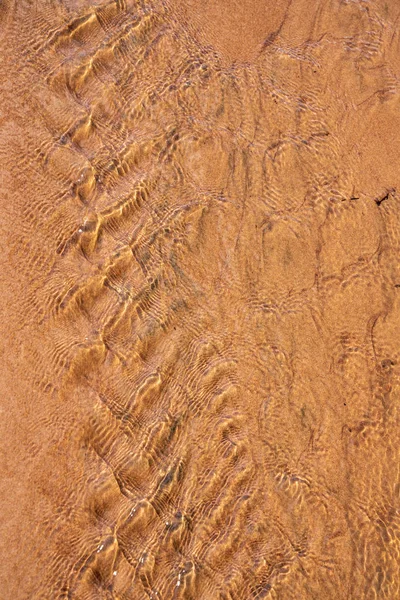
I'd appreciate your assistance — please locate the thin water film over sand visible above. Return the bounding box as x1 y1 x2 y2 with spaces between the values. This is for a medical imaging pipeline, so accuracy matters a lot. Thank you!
1 0 400 598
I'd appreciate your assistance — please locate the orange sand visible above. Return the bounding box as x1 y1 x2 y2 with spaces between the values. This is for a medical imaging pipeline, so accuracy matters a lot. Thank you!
1 1 400 598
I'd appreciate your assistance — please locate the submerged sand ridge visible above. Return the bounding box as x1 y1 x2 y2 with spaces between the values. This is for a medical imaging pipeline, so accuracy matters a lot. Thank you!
1 0 400 598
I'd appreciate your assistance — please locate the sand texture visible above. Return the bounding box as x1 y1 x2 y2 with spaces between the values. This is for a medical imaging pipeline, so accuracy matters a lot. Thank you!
1 0 400 598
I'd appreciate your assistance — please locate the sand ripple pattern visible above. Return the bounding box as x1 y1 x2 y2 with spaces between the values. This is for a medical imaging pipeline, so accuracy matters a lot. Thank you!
1 0 400 599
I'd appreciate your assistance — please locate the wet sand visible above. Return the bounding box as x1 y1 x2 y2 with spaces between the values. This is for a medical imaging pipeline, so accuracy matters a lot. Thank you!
1 0 400 598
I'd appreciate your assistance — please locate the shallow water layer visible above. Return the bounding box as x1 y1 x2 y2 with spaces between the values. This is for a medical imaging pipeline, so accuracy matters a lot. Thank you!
1 1 400 598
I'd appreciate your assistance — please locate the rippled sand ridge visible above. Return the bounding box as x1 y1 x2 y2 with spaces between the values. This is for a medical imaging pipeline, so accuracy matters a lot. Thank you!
1 0 400 598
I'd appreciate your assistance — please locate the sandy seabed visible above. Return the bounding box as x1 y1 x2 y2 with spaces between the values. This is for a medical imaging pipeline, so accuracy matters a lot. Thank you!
1 1 400 598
